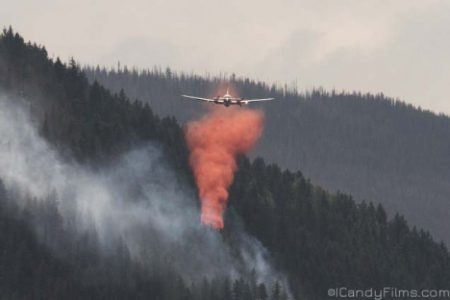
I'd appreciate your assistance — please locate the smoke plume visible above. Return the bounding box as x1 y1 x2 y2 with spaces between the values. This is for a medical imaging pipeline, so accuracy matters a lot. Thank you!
185 107 264 229
0 92 290 292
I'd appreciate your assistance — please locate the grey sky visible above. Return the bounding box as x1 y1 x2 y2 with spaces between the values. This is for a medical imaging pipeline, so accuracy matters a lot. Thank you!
2 0 450 114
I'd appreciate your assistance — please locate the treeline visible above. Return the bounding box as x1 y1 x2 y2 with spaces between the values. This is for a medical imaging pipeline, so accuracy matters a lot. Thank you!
228 157 450 298
84 57 450 246
1 27 450 300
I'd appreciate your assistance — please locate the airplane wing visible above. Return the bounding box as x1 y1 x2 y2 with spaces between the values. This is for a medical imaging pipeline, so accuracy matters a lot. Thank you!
181 95 216 103
244 98 275 103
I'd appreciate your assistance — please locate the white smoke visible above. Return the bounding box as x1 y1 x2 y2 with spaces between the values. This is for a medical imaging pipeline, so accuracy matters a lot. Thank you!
0 93 290 291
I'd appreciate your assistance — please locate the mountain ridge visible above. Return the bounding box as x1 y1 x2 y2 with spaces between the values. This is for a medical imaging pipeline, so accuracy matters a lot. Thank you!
0 27 449 300
84 65 450 245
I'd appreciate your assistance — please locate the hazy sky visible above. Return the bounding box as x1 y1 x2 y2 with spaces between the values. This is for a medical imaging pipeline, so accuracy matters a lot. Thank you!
2 0 450 114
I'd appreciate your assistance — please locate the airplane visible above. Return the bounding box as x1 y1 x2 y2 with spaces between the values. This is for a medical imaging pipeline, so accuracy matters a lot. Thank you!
181 89 275 107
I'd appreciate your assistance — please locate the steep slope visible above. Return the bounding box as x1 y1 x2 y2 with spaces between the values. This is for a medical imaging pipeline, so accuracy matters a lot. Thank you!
0 28 284 300
84 66 450 244
1 28 450 300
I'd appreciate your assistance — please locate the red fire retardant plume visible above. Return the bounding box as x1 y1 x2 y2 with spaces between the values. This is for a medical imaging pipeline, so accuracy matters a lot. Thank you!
185 107 264 229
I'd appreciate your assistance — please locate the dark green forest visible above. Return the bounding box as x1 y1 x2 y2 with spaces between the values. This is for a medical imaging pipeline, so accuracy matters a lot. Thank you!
0 27 449 300
84 60 450 246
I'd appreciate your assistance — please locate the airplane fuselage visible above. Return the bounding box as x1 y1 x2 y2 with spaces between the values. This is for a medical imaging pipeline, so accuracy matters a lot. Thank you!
213 94 246 107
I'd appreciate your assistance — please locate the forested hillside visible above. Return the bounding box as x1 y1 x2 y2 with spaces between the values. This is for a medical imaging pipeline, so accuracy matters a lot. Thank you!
84 64 450 245
1 27 450 300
